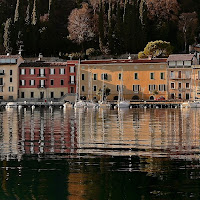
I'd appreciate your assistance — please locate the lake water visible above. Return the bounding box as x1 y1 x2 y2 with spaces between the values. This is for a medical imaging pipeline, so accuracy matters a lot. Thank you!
0 106 200 199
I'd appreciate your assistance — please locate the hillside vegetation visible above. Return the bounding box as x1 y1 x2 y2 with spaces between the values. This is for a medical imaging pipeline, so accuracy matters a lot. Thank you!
1 0 200 58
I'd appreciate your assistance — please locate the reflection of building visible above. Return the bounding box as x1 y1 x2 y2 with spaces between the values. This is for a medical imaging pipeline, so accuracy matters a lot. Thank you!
0 55 24 101
80 59 168 101
18 109 77 155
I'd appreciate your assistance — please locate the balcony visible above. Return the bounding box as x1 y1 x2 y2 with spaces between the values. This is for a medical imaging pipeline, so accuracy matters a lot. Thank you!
38 85 46 88
68 81 76 85
0 72 5 76
169 76 191 80
37 74 46 78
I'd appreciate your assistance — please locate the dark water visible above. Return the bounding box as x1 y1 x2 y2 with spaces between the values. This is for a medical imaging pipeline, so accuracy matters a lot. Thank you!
0 107 200 199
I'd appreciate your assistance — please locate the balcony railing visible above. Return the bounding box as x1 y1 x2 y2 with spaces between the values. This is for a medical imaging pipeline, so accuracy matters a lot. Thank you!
68 81 76 85
37 74 46 77
38 85 46 88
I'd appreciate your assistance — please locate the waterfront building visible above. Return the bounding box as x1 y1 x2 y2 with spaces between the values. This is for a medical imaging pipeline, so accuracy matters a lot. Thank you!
18 60 78 102
0 54 24 101
167 54 198 100
80 58 167 101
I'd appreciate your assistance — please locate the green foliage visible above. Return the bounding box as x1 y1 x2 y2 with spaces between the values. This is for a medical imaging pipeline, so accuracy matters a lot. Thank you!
139 40 173 58
97 86 111 100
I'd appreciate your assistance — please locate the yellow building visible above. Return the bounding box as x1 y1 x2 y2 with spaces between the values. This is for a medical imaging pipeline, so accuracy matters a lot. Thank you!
0 54 24 101
80 58 168 101
167 54 198 100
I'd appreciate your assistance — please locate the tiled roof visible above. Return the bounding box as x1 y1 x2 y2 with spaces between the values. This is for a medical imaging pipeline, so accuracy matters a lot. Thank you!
81 58 167 64
19 61 68 67
0 55 21 59
167 54 195 62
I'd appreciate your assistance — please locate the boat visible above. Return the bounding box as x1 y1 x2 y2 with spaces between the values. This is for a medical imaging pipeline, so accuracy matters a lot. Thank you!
117 69 130 108
74 59 86 108
181 101 200 108
98 71 111 108
85 66 98 108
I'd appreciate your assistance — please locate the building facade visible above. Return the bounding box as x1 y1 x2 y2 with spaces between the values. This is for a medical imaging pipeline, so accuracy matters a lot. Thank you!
19 60 78 102
0 55 24 101
167 54 198 100
79 58 168 101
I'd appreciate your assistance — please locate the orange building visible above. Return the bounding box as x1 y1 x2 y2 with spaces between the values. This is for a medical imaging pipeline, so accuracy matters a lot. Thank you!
79 58 168 101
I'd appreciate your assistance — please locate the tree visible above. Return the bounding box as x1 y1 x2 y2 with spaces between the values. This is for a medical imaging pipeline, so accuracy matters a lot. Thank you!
178 12 198 53
3 18 13 53
146 0 179 22
68 3 95 47
138 40 173 58
97 86 111 101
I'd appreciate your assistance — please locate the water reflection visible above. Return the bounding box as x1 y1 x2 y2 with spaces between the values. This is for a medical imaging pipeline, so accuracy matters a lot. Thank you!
0 107 200 199
0 107 200 160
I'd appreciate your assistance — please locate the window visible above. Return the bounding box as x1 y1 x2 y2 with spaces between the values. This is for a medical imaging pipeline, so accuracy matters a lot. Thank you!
39 80 45 87
29 80 35 86
0 87 3 92
70 66 75 73
10 70 12 75
9 86 14 92
150 73 154 80
178 71 181 78
118 73 122 80
21 92 25 98
117 85 124 91
0 96 3 99
70 75 75 84
170 71 175 79
93 85 97 92
39 68 45 76
50 68 55 75
186 93 190 99
31 92 34 98
101 73 108 80
51 79 54 86
178 93 182 99
171 82 175 89
134 73 138 80
93 74 97 80
160 72 164 80
82 74 85 80
0 70 4 75
10 77 12 83
0 78 3 85
30 69 35 75
185 71 190 79
61 92 64 97
21 69 25 75
133 85 140 92
159 84 166 91
60 68 65 74
149 85 156 91
178 82 182 89
81 85 85 92
186 83 190 89
60 79 64 85
198 71 200 80
50 92 54 98
20 80 26 86
70 87 75 93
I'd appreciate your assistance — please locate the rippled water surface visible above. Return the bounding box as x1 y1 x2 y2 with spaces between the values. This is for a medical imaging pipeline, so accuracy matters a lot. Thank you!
0 107 200 199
